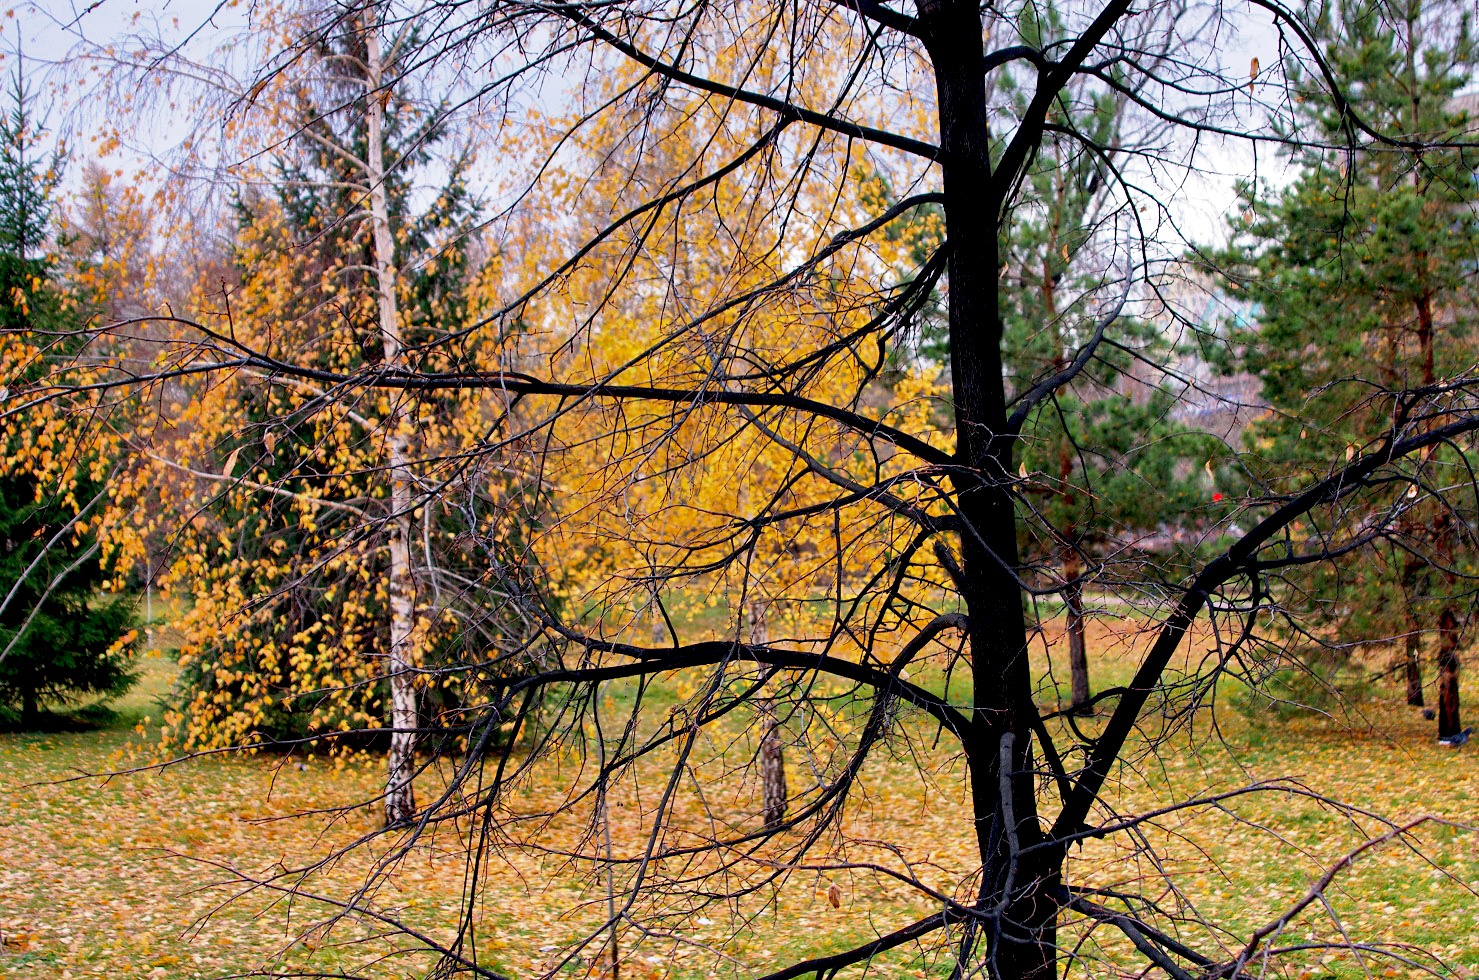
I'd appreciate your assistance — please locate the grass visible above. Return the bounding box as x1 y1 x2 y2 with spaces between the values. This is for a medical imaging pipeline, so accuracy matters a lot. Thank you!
0 618 1476 979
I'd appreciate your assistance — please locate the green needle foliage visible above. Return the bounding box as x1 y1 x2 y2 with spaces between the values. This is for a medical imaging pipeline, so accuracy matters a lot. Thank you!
0 73 139 727
1210 0 1479 730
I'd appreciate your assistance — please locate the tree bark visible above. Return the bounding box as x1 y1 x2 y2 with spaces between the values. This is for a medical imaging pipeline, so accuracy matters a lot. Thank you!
760 715 787 830
1437 606 1463 738
1047 249 1090 717
1416 290 1464 735
1065 565 1090 714
750 601 787 831
1403 629 1424 707
365 17 419 827
921 1 1058 975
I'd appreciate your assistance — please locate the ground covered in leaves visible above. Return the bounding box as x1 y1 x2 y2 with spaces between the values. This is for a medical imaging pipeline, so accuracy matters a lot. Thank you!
1 626 1476 979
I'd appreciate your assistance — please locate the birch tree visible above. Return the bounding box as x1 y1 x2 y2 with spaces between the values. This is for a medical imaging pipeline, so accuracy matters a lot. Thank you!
70 1 520 823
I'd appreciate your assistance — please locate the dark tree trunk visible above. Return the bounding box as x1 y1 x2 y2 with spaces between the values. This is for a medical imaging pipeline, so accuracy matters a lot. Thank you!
919 0 1133 972
1064 552 1091 714
1404 631 1424 707
1410 291 1469 732
1399 553 1425 706
1048 226 1090 717
1437 606 1462 738
920 0 1058 975
20 687 39 727
1401 293 1438 710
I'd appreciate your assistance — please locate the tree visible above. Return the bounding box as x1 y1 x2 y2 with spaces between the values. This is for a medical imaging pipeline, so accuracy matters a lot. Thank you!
20 0 1479 977
111 7 538 827
980 11 1220 716
0 72 139 726
1213 0 1479 736
861 6 1221 716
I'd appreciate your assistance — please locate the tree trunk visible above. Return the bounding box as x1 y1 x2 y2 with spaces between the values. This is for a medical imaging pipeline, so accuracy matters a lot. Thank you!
1066 579 1090 714
1063 550 1090 714
366 17 418 827
1417 277 1462 733
1437 606 1463 738
1408 291 1466 730
760 713 787 831
1047 219 1090 717
921 0 1058 974
1403 630 1424 707
20 687 38 727
749 601 787 830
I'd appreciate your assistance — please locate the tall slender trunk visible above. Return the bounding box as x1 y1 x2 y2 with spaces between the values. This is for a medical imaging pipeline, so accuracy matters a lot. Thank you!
595 683 620 980
365 19 419 827
1400 553 1425 707
1436 606 1463 737
1046 249 1090 715
1416 290 1462 730
750 601 787 831
1403 629 1425 707
922 2 1057 975
1395 291 1439 709
1064 550 1090 713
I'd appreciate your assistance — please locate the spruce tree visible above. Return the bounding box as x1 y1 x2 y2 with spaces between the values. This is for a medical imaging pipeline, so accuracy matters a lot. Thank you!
0 73 138 726
162 25 511 770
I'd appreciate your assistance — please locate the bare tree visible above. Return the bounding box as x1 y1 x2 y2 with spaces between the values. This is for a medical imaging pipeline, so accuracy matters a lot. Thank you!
12 0 1479 977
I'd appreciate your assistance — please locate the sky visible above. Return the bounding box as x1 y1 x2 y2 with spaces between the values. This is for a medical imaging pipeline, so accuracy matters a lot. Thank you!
11 0 231 67
6 0 243 173
3 0 1299 249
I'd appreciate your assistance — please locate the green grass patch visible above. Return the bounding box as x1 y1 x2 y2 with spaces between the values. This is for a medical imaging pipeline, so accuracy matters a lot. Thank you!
1 621 1475 979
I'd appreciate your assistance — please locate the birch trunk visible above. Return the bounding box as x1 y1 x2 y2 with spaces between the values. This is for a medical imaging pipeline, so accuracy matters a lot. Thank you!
365 18 418 827
750 600 787 831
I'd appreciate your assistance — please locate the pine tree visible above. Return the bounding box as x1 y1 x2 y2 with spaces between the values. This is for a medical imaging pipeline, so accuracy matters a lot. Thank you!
0 72 139 726
868 1 1220 712
1215 0 1479 734
996 8 1222 711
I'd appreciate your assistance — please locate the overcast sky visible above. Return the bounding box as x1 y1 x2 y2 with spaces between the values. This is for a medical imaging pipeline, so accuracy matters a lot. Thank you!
6 0 1296 249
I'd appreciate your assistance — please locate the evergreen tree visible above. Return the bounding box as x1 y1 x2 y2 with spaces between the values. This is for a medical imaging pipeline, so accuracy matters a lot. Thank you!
0 73 138 726
1214 0 1479 734
157 21 541 791
871 1 1221 712
997 6 1223 710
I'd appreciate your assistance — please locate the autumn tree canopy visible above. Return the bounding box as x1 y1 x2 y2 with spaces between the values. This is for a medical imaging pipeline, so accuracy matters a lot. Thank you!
9 0 1479 977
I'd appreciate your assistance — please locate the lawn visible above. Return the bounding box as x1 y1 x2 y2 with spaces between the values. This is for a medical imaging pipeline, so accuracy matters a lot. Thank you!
1 619 1476 979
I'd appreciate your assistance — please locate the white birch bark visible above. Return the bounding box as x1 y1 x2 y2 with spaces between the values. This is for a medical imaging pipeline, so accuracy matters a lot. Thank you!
364 16 418 827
